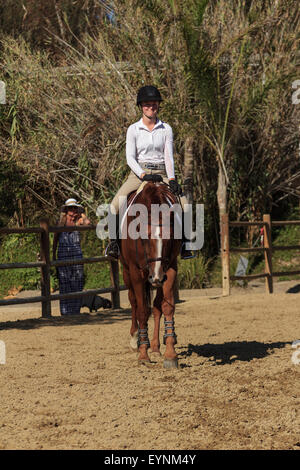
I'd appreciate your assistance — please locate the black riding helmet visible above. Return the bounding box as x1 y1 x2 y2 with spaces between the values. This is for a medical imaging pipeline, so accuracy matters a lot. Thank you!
136 85 163 106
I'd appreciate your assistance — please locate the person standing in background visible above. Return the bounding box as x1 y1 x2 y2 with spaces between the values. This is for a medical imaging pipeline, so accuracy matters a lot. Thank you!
53 198 90 315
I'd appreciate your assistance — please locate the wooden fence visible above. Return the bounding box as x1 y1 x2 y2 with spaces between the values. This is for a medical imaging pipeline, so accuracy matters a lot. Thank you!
0 219 127 317
221 214 300 296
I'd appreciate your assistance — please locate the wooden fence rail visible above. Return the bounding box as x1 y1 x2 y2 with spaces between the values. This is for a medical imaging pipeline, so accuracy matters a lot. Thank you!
221 213 300 296
0 219 127 317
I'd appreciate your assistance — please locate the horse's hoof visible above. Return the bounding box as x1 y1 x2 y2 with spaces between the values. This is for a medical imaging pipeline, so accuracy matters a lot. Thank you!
150 350 161 356
130 332 138 351
149 351 161 363
163 358 178 369
138 358 152 367
150 351 161 362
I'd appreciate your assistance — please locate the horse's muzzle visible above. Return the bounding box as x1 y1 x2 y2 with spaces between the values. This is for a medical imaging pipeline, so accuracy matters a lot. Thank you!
148 273 167 287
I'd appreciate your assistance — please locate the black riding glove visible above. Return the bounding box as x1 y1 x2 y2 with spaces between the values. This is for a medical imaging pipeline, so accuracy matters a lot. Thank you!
142 174 163 183
169 179 182 196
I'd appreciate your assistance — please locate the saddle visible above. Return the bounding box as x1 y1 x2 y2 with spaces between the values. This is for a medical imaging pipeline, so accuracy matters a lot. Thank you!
119 182 180 236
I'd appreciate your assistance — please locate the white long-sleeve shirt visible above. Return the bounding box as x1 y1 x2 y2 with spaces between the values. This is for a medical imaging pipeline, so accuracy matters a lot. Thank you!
126 118 175 179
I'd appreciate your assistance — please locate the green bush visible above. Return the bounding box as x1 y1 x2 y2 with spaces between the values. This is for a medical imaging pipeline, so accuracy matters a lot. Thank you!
0 233 41 297
249 221 300 281
177 253 210 289
0 230 114 298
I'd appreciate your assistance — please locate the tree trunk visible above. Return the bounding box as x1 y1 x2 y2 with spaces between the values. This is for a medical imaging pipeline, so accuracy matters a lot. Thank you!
217 161 227 225
174 136 195 304
217 161 229 296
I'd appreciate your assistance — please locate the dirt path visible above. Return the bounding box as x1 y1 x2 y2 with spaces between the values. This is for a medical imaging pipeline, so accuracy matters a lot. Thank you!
1 280 300 450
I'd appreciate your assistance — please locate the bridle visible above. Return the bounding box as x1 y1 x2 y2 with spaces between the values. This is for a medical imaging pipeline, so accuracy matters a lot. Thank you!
130 182 181 273
135 231 170 273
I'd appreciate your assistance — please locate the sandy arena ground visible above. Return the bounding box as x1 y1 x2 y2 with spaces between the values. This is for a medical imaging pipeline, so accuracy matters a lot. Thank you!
1 280 300 450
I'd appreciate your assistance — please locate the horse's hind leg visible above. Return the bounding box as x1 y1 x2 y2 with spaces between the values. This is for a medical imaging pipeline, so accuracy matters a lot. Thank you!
162 267 178 369
123 268 138 351
150 287 163 355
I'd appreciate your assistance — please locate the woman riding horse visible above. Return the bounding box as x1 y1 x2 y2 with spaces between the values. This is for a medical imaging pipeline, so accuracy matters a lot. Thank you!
105 85 193 260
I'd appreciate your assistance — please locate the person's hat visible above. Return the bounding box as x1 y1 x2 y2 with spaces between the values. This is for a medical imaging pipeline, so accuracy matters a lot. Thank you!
61 198 84 212
136 85 163 106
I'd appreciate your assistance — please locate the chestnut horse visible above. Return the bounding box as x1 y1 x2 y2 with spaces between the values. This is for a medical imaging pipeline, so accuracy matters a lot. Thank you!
120 182 182 369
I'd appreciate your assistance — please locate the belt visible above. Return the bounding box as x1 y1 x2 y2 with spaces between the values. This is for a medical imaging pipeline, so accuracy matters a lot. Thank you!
141 163 165 170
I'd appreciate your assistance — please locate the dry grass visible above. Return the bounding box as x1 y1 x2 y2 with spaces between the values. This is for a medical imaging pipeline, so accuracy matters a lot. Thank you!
0 0 299 244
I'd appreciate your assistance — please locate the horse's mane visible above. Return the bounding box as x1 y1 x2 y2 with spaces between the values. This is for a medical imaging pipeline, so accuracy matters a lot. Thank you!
135 182 176 209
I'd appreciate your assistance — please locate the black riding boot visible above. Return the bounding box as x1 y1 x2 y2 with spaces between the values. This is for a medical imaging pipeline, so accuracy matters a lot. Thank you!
105 215 120 259
106 240 120 259
181 214 195 260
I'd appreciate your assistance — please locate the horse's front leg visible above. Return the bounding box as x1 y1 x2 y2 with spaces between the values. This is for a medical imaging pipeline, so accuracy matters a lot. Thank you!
162 267 178 369
132 277 151 364
150 287 163 355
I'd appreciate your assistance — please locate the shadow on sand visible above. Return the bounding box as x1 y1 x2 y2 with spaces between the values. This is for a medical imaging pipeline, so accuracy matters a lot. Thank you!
178 340 289 366
0 308 132 331
286 284 300 294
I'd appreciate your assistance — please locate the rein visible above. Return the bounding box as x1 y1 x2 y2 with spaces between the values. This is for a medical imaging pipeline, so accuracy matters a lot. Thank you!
128 182 180 273
135 236 170 273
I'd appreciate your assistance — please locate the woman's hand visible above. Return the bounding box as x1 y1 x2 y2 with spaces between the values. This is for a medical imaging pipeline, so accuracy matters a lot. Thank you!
169 179 182 196
142 174 163 183
79 213 91 225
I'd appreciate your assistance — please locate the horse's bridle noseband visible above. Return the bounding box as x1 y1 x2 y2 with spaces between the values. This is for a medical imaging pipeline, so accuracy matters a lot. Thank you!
135 236 170 273
131 183 181 274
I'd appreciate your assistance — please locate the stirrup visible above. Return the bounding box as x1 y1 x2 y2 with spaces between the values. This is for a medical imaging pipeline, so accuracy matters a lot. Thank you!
105 241 120 259
181 244 196 260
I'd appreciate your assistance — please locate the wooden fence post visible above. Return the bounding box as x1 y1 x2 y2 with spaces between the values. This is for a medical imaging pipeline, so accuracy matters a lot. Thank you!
263 214 273 294
40 218 52 317
110 259 120 309
221 213 230 296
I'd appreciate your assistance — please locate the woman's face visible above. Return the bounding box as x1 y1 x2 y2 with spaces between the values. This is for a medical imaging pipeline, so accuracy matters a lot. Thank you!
66 207 79 221
141 101 159 119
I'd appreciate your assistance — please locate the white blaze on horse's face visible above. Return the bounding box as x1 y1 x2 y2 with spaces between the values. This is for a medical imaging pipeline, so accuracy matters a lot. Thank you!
154 227 163 280
148 225 165 286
